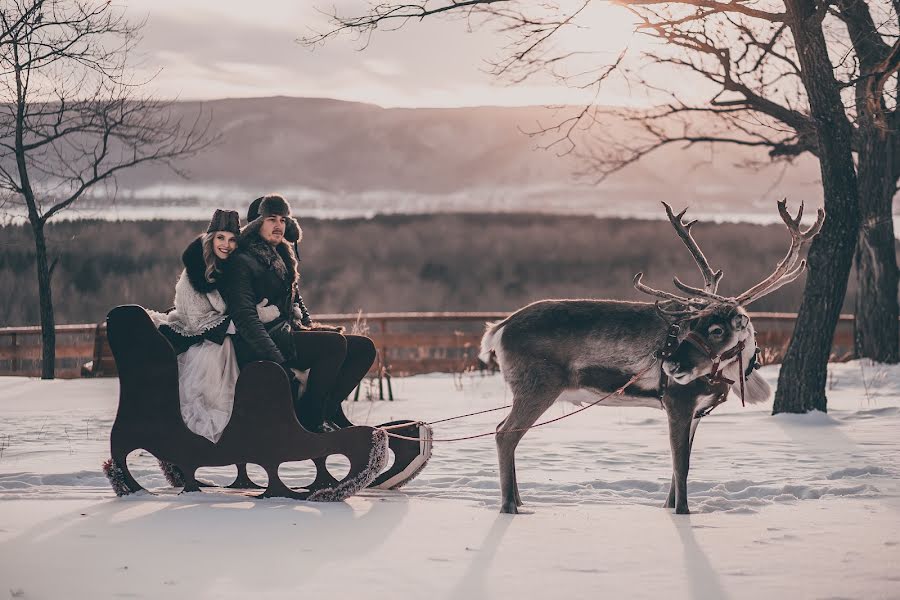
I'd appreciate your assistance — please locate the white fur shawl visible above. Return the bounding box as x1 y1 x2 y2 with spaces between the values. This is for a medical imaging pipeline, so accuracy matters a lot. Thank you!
148 269 228 337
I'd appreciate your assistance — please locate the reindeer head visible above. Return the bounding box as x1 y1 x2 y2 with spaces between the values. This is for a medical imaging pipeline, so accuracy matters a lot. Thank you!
635 200 824 389
662 304 751 383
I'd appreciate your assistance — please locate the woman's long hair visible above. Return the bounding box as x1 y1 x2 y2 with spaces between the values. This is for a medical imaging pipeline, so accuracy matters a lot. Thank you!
201 232 225 284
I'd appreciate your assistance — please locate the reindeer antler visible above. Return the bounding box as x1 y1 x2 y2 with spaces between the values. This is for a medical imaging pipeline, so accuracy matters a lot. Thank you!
734 199 824 306
633 272 692 303
633 203 725 320
662 202 724 295
633 200 825 318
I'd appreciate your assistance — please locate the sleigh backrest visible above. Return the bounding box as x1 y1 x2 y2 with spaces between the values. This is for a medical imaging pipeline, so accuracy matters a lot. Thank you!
106 305 181 425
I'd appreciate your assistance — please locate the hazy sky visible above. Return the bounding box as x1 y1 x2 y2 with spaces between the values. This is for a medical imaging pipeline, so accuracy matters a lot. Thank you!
123 0 656 107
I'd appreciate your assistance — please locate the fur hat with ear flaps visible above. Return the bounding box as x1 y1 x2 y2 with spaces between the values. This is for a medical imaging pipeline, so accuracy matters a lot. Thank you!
246 194 302 243
238 194 300 289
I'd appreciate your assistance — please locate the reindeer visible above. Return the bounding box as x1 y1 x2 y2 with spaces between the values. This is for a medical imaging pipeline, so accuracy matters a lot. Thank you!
479 200 824 514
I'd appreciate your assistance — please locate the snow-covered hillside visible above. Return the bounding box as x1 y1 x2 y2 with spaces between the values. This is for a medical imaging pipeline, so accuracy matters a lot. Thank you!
0 362 898 599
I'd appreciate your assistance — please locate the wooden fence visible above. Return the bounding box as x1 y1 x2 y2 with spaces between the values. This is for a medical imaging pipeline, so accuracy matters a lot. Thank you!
0 311 858 379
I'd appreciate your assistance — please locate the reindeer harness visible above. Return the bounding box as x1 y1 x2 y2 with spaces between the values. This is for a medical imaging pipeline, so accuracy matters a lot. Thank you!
655 321 761 417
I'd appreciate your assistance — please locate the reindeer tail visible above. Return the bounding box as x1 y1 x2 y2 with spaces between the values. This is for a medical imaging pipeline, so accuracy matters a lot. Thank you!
479 320 507 366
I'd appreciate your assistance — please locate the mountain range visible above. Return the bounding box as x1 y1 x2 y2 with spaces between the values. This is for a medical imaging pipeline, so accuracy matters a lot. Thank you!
61 96 827 217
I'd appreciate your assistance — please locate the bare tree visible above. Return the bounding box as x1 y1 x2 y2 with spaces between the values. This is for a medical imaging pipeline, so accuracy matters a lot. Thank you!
0 0 212 378
306 0 899 413
587 0 899 368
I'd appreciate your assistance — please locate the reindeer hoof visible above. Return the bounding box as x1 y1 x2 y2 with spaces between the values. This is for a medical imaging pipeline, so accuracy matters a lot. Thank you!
675 506 691 515
500 501 520 515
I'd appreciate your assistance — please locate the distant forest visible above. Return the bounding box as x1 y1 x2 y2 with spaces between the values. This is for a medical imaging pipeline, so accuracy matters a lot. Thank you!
0 213 876 326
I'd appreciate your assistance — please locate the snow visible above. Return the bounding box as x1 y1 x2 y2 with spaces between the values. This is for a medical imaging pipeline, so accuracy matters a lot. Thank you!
1 361 899 599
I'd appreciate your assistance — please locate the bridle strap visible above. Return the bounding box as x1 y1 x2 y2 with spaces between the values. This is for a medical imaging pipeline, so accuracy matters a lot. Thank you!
683 331 714 357
655 323 682 407
684 332 748 407
719 339 746 362
656 325 753 411
684 331 745 366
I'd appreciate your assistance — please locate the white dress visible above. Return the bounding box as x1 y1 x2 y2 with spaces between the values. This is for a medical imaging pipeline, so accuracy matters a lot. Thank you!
148 272 239 443
176 322 239 443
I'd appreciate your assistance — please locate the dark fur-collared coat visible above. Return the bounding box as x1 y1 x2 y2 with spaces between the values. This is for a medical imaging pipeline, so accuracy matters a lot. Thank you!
221 220 304 366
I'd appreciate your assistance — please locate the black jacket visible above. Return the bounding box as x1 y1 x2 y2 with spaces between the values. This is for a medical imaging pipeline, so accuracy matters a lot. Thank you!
222 226 302 366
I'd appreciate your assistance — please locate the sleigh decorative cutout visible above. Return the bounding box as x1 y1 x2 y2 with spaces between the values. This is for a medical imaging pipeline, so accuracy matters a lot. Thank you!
103 305 431 500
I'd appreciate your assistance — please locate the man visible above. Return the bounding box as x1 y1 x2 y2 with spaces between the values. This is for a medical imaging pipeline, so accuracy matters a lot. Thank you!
247 195 312 326
247 196 314 333
222 194 376 433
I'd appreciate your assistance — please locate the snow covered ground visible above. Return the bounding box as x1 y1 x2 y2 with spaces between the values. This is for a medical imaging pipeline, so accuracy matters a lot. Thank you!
0 362 898 599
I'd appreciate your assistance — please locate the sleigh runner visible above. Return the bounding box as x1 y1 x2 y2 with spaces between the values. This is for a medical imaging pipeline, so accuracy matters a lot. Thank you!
103 305 431 500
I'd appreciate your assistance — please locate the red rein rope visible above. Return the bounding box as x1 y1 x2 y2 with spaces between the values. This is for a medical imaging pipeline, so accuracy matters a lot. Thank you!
379 362 658 443
379 336 752 442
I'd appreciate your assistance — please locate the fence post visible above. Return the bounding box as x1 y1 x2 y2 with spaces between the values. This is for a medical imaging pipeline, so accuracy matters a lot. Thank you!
379 318 389 400
10 332 17 375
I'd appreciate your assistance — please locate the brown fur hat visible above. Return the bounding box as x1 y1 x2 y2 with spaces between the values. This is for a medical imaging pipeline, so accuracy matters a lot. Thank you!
259 194 290 218
246 194 301 243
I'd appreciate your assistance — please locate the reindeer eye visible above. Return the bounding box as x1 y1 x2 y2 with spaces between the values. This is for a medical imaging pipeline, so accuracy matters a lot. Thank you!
708 325 725 337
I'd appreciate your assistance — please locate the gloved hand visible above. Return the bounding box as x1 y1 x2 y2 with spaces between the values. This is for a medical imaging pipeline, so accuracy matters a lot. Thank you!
256 298 281 324
292 303 305 323
291 302 312 329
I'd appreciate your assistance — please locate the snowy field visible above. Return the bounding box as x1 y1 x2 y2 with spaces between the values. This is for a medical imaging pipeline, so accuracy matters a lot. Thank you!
0 362 898 599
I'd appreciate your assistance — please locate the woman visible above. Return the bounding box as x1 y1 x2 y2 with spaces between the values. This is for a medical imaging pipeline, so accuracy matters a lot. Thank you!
149 209 279 443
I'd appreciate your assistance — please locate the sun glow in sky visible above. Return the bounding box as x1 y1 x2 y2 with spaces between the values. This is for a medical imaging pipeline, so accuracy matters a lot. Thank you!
122 0 660 107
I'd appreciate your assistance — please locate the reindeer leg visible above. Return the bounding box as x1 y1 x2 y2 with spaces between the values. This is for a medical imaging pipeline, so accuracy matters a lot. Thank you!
665 414 701 508
496 423 529 515
664 397 694 515
495 418 522 508
513 461 523 507
497 380 561 515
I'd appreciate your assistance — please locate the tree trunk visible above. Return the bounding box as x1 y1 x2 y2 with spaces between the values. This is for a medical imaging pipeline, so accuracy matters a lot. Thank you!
774 0 860 414
774 207 857 413
854 131 899 363
32 221 56 379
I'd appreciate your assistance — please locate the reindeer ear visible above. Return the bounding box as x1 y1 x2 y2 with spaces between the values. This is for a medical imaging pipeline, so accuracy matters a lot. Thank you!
731 313 749 330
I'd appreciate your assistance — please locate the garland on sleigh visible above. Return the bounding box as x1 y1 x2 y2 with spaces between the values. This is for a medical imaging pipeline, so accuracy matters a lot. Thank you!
102 457 188 495
158 459 186 487
307 428 389 502
102 458 133 497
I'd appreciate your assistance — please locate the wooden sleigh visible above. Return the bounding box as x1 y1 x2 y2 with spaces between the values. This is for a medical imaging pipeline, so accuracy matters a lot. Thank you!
102 305 432 501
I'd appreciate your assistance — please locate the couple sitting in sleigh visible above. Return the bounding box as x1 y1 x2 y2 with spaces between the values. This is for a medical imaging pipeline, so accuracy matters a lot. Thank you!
150 194 374 442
